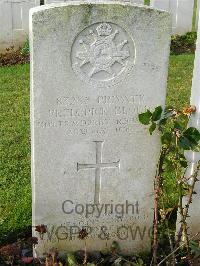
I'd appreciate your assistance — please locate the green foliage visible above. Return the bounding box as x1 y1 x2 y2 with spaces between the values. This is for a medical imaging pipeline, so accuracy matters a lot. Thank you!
139 106 200 153
190 240 200 258
139 105 200 201
139 106 163 135
152 106 163 121
179 127 200 150
133 258 145 266
171 32 197 55
66 253 78 266
144 0 150 5
139 105 200 262
20 39 30 56
138 110 152 125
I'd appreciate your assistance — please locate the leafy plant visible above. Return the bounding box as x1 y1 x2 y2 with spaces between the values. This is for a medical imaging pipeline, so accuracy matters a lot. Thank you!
171 32 197 55
139 105 200 150
190 240 200 258
139 105 200 265
138 106 162 134
20 39 30 56
66 253 78 266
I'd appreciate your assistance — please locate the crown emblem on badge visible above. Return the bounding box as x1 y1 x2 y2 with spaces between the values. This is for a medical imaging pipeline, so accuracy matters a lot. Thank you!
96 23 113 36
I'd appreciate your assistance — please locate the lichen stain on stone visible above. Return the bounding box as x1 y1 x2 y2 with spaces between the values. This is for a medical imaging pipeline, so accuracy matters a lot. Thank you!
33 7 74 40
80 4 130 25
102 4 128 18
79 4 93 27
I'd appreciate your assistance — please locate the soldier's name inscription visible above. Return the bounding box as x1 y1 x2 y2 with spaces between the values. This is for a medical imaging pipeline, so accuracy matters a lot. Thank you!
35 94 146 135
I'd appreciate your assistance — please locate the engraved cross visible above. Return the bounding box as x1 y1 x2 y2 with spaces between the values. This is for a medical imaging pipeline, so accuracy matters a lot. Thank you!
77 141 120 204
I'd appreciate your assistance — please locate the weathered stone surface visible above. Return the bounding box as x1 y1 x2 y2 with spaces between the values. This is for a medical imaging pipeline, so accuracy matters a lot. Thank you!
0 0 40 53
30 1 171 255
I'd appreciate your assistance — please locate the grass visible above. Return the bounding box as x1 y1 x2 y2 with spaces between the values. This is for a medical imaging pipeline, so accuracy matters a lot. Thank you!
0 54 195 244
0 64 31 244
166 54 194 109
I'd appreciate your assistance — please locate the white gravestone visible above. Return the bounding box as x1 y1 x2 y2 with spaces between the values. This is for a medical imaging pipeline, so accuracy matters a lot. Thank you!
150 0 194 35
196 0 200 30
30 1 171 256
150 0 176 34
45 0 144 4
0 0 40 53
176 0 194 35
179 11 200 238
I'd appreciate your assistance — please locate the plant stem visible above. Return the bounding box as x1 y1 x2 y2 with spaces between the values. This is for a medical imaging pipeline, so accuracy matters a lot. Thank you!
153 173 160 266
152 148 166 265
83 240 87 265
177 161 200 250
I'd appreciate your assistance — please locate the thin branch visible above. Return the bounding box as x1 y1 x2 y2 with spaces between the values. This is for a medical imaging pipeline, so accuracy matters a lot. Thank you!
152 147 168 265
177 161 200 247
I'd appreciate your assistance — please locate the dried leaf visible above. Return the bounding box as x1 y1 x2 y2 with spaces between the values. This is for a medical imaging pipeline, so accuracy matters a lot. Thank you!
35 224 47 234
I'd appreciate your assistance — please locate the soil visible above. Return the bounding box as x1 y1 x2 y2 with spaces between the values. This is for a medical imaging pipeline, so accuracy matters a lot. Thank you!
0 48 29 67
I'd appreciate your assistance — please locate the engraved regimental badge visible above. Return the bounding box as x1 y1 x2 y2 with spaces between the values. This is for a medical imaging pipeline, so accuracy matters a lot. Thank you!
71 22 135 87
